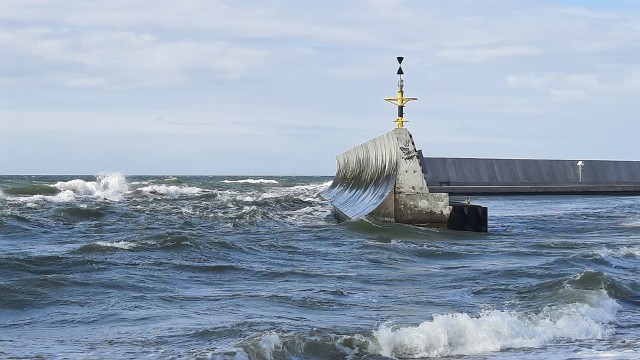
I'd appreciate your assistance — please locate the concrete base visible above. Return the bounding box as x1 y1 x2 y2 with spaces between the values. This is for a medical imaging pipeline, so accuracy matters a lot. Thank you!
394 193 451 224
368 191 451 225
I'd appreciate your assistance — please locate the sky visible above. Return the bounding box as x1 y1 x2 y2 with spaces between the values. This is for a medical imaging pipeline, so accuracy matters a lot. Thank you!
0 0 638 175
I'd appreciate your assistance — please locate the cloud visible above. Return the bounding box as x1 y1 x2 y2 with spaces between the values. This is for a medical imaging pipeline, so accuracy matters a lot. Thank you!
0 28 266 88
506 70 640 99
548 88 587 101
1 0 639 173
436 46 542 63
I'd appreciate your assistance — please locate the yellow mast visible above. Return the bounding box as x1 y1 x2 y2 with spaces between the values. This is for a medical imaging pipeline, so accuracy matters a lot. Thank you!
384 56 417 128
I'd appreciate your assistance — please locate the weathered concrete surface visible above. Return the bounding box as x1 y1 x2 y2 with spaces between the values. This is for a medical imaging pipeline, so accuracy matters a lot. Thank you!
323 128 452 224
420 156 640 195
394 192 450 225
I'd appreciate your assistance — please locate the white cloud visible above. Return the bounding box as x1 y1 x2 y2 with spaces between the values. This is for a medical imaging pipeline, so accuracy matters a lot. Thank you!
436 46 542 63
0 28 266 88
506 70 640 98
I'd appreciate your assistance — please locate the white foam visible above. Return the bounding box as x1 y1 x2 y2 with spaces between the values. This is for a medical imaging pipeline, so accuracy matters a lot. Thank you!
11 189 79 204
137 184 203 197
53 172 128 201
289 180 333 192
598 246 640 258
130 181 149 185
370 291 619 358
222 179 279 184
621 217 640 227
94 241 137 250
618 246 640 257
259 332 282 360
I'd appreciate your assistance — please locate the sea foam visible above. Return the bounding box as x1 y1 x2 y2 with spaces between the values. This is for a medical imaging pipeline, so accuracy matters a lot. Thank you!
137 184 203 197
94 241 137 250
370 291 619 358
53 172 128 201
597 246 640 258
222 179 279 184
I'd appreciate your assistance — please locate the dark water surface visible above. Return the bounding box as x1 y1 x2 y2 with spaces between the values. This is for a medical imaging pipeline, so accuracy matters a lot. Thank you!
1 174 639 359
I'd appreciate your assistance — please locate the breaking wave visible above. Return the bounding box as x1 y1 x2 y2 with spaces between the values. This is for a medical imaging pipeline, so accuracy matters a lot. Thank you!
136 184 205 197
597 246 640 258
51 173 129 201
371 292 618 358
222 179 279 184
93 241 138 250
216 288 619 360
218 271 622 360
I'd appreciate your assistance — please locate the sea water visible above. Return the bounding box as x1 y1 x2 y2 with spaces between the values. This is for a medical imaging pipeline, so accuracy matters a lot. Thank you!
1 174 639 359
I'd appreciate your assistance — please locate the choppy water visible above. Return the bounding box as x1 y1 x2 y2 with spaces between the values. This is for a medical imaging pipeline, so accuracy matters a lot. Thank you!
1 173 639 359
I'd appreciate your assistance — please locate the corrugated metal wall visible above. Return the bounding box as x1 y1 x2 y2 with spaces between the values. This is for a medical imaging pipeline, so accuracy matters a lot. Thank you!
421 156 640 186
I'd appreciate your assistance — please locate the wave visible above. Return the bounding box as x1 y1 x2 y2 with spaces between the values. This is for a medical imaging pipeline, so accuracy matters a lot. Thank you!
621 217 640 228
73 234 198 254
53 172 128 201
136 184 205 197
4 173 216 203
162 176 183 184
228 331 367 360
210 187 332 227
10 189 78 204
4 184 59 196
596 246 640 258
220 272 622 360
93 241 137 250
5 173 127 203
74 241 138 253
55 206 106 220
222 179 279 184
287 181 333 192
371 291 618 358
232 293 619 360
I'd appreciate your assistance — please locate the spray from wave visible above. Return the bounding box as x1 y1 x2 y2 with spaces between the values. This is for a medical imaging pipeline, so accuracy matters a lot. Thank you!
3 173 129 203
53 173 128 201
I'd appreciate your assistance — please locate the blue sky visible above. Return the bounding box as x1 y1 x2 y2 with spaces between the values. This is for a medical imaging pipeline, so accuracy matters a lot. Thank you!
1 0 638 175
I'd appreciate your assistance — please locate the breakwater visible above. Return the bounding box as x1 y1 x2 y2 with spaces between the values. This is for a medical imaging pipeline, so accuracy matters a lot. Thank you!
422 156 640 195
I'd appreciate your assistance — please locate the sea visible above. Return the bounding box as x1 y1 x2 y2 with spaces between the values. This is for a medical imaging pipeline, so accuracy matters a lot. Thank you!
1 173 639 359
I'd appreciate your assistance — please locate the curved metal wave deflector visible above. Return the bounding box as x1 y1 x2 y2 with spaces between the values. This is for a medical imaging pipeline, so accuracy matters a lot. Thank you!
322 131 399 220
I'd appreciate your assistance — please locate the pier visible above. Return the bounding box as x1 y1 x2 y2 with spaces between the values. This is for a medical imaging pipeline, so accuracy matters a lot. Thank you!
323 57 639 232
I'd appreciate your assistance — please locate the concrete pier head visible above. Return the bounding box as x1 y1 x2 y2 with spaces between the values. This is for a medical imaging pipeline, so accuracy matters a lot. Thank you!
322 128 487 231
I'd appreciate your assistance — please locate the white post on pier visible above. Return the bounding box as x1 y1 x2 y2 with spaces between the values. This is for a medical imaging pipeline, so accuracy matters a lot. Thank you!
577 160 585 182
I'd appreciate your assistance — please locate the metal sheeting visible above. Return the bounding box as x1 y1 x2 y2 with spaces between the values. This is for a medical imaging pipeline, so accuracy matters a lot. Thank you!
420 156 640 194
322 130 399 220
422 157 640 185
